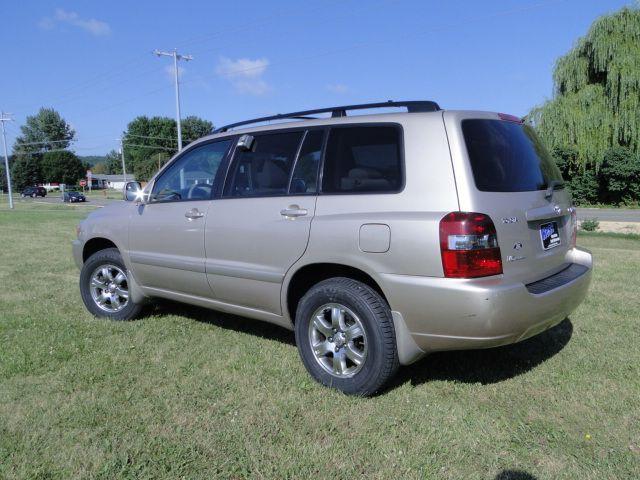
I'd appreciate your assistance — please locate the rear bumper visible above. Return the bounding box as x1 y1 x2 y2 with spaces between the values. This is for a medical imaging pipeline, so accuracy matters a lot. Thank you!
382 247 592 362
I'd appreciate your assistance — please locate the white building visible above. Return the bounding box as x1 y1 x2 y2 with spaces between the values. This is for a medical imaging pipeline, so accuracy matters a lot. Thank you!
91 174 136 190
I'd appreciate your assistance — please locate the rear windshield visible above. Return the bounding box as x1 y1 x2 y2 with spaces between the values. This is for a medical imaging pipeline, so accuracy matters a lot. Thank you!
462 119 562 192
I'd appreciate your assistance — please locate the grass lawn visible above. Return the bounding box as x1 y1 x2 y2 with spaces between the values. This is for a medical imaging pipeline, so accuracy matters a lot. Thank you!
1 203 638 479
82 190 124 200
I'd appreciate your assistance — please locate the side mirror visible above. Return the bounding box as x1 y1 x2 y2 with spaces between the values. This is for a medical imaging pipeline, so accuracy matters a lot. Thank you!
237 134 255 151
123 181 143 202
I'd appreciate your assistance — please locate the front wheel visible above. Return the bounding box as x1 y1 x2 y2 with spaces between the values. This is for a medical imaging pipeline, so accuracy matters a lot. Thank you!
79 248 142 320
295 277 399 396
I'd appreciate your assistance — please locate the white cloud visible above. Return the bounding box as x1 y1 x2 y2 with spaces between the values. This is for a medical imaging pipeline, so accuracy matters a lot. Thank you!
215 57 270 95
326 83 349 94
39 9 111 36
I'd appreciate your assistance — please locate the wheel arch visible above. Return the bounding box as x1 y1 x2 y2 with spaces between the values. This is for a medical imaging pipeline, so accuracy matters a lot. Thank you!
82 237 120 262
284 262 389 324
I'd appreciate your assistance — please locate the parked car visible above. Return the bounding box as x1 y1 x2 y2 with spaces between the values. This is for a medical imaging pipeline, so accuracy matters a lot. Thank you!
63 191 86 203
21 186 47 198
73 101 593 395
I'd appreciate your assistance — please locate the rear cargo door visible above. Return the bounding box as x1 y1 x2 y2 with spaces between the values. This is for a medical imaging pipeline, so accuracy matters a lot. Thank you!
444 112 573 283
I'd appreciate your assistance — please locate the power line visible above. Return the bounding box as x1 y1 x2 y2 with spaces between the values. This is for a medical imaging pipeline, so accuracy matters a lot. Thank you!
13 139 76 147
124 133 177 142
123 143 176 151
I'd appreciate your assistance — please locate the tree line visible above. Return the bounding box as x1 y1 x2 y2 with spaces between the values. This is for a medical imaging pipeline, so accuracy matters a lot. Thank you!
527 6 640 205
3 6 639 203
2 110 213 191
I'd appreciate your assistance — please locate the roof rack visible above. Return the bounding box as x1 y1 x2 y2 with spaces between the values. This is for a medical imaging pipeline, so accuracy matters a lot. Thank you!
212 100 441 133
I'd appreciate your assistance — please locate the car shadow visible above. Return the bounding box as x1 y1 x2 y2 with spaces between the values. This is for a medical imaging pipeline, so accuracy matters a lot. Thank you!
494 470 538 480
148 300 296 346
391 318 573 388
148 301 572 389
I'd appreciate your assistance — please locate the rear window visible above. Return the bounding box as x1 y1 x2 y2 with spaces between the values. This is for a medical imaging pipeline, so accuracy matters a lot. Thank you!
462 119 562 192
321 126 402 194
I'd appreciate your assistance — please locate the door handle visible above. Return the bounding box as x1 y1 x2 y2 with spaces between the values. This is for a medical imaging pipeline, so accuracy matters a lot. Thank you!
280 205 308 218
185 208 205 220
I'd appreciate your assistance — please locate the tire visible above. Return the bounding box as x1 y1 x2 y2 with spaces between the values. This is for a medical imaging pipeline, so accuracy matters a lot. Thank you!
79 247 142 321
295 277 399 396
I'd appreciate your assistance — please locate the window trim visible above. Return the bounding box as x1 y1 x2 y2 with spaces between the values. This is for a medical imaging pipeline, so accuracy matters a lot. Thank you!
318 122 405 196
220 127 326 200
287 128 327 197
148 137 235 204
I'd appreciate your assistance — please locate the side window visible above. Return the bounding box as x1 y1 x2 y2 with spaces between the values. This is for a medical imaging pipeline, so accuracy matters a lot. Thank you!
224 131 303 197
321 126 402 193
152 140 231 202
289 129 324 194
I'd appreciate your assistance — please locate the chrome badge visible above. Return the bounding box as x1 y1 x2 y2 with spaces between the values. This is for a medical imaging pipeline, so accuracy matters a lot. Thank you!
502 217 518 224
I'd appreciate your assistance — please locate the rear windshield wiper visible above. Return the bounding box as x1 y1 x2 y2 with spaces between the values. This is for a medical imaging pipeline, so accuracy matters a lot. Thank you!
544 180 565 199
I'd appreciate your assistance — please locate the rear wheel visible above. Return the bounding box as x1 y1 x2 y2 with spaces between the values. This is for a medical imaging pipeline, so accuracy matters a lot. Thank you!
79 248 142 320
295 277 399 396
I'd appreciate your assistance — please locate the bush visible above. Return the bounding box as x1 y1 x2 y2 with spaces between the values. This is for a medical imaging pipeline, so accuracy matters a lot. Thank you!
598 147 640 205
581 218 600 231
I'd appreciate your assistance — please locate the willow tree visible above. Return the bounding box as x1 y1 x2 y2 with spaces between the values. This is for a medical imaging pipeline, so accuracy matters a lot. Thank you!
528 7 640 170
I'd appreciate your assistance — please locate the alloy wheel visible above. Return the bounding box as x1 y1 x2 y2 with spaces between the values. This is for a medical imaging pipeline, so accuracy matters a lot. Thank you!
308 303 368 377
89 264 129 313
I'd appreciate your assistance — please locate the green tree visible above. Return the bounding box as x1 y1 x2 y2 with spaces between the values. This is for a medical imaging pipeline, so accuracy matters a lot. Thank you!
11 155 42 190
40 150 85 185
0 161 6 193
92 162 107 174
104 149 122 174
182 116 214 143
121 115 213 181
13 107 75 153
11 108 76 189
529 7 640 171
599 147 640 204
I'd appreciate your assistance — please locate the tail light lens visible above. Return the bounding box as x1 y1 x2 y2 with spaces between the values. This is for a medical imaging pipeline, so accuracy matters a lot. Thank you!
439 212 503 278
570 207 577 248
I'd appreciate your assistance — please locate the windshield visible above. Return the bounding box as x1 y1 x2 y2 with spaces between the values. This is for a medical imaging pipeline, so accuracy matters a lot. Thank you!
462 119 563 192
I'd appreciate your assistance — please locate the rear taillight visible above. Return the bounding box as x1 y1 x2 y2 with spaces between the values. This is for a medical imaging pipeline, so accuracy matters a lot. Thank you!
570 207 577 248
439 212 503 278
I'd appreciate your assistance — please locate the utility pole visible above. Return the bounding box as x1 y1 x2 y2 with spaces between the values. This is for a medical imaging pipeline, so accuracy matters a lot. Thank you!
0 112 14 209
153 49 193 151
119 137 127 182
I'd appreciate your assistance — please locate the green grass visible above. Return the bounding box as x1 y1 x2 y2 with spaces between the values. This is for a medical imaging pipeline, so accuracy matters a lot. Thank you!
1 203 639 479
82 189 123 200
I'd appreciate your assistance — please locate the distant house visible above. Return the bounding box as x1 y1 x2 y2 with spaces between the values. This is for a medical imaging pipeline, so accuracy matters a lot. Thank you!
91 174 136 190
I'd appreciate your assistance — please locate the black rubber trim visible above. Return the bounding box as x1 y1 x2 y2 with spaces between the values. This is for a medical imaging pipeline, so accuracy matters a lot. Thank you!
525 263 589 295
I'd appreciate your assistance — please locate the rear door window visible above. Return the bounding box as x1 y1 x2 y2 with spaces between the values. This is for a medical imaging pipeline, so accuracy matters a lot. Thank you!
462 119 563 192
224 131 304 197
321 126 403 193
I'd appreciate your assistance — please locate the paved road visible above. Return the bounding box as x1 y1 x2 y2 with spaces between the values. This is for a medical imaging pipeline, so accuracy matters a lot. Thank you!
28 195 121 208
576 208 640 223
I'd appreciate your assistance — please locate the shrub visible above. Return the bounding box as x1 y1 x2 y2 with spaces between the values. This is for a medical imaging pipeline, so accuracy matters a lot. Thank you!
581 218 600 231
598 147 640 205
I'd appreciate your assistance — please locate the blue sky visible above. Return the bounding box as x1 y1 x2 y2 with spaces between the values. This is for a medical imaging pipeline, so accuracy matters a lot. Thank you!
0 0 634 156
